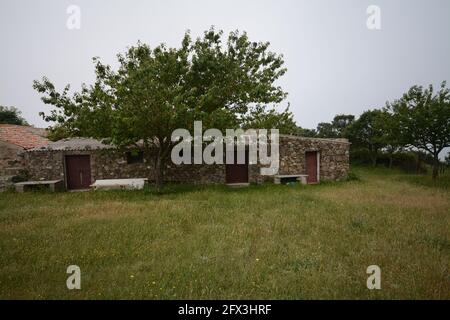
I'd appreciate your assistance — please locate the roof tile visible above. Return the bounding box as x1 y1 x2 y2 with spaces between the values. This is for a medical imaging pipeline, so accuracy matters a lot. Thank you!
0 124 49 150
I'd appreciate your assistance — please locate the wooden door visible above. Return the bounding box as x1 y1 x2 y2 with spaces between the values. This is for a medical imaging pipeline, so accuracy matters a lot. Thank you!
226 149 249 184
305 151 318 184
65 155 91 190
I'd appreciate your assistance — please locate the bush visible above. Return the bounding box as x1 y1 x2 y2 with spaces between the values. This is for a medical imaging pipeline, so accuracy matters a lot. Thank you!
349 148 373 165
350 148 427 174
11 170 29 183
346 171 361 181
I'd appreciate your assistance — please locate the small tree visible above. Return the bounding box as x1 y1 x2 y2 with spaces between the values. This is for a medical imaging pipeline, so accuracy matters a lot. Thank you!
331 114 355 138
242 105 298 134
34 28 288 189
295 127 317 137
347 110 385 166
378 110 405 168
387 81 450 179
316 122 337 138
316 114 355 138
0 106 28 125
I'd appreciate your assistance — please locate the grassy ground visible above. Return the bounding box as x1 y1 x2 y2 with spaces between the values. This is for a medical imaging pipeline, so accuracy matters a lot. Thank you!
0 167 449 299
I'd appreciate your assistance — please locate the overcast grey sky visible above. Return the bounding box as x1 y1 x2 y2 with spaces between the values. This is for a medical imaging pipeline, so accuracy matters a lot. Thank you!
1 0 449 136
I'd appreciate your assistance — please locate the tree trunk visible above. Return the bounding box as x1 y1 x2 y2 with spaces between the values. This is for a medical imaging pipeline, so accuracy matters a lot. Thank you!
388 154 393 169
155 155 165 191
432 154 439 180
416 153 421 174
369 146 378 167
371 153 377 167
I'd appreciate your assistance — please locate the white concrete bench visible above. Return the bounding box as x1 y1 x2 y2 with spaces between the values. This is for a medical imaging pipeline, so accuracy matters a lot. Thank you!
274 175 308 185
90 178 148 190
15 180 64 192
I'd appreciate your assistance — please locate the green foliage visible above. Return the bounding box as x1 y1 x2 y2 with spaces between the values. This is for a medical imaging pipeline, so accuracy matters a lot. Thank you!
33 28 288 188
242 105 298 134
378 151 427 173
295 127 317 137
331 114 355 137
346 110 385 166
345 170 361 181
44 124 73 141
399 170 450 190
316 114 355 138
10 170 29 183
386 81 450 179
316 122 336 138
0 106 28 125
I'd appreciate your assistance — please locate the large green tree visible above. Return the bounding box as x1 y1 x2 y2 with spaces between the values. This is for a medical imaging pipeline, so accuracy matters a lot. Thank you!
0 105 28 125
242 105 298 134
295 127 317 137
386 81 450 179
377 110 405 168
316 122 336 138
316 114 355 138
33 28 288 189
347 109 385 166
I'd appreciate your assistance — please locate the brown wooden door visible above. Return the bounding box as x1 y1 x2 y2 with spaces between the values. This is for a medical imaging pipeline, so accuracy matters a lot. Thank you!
305 151 318 184
226 149 249 184
65 155 91 190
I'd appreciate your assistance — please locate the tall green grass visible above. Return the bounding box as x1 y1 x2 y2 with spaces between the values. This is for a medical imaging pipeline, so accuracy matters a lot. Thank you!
0 168 448 299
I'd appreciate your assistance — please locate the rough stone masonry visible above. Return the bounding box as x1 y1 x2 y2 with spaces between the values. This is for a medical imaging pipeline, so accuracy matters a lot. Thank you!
24 135 350 187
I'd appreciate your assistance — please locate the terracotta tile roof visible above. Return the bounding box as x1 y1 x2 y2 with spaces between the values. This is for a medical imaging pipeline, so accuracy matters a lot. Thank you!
0 124 49 150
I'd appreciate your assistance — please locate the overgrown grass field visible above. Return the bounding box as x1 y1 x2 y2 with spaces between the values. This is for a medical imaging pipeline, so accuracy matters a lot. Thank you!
0 168 449 299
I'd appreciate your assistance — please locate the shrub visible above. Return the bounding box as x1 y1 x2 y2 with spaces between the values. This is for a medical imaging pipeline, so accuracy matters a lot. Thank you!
11 170 29 183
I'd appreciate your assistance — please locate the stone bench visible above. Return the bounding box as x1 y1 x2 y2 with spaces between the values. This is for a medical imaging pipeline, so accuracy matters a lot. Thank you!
274 174 308 185
90 178 149 190
14 180 64 193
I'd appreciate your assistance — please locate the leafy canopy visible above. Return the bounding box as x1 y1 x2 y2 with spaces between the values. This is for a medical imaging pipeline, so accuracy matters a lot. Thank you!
33 28 289 187
386 81 450 178
386 81 450 157
0 106 28 125
34 28 288 144
316 114 355 138
242 105 298 134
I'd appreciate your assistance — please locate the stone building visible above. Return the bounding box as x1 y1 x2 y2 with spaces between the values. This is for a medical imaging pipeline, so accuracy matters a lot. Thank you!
0 124 49 191
24 135 350 190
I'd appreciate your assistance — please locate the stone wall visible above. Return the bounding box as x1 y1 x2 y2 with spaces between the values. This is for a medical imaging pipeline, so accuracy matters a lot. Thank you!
0 141 24 171
24 135 350 187
24 149 153 186
0 141 26 191
24 150 65 182
93 150 152 181
25 149 227 186
278 135 350 181
166 162 226 184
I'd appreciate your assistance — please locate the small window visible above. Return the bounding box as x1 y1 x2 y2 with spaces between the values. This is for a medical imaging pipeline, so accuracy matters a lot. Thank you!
126 150 144 164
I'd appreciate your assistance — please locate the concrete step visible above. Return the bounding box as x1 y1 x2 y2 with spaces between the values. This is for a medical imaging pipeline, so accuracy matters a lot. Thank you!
226 183 250 188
